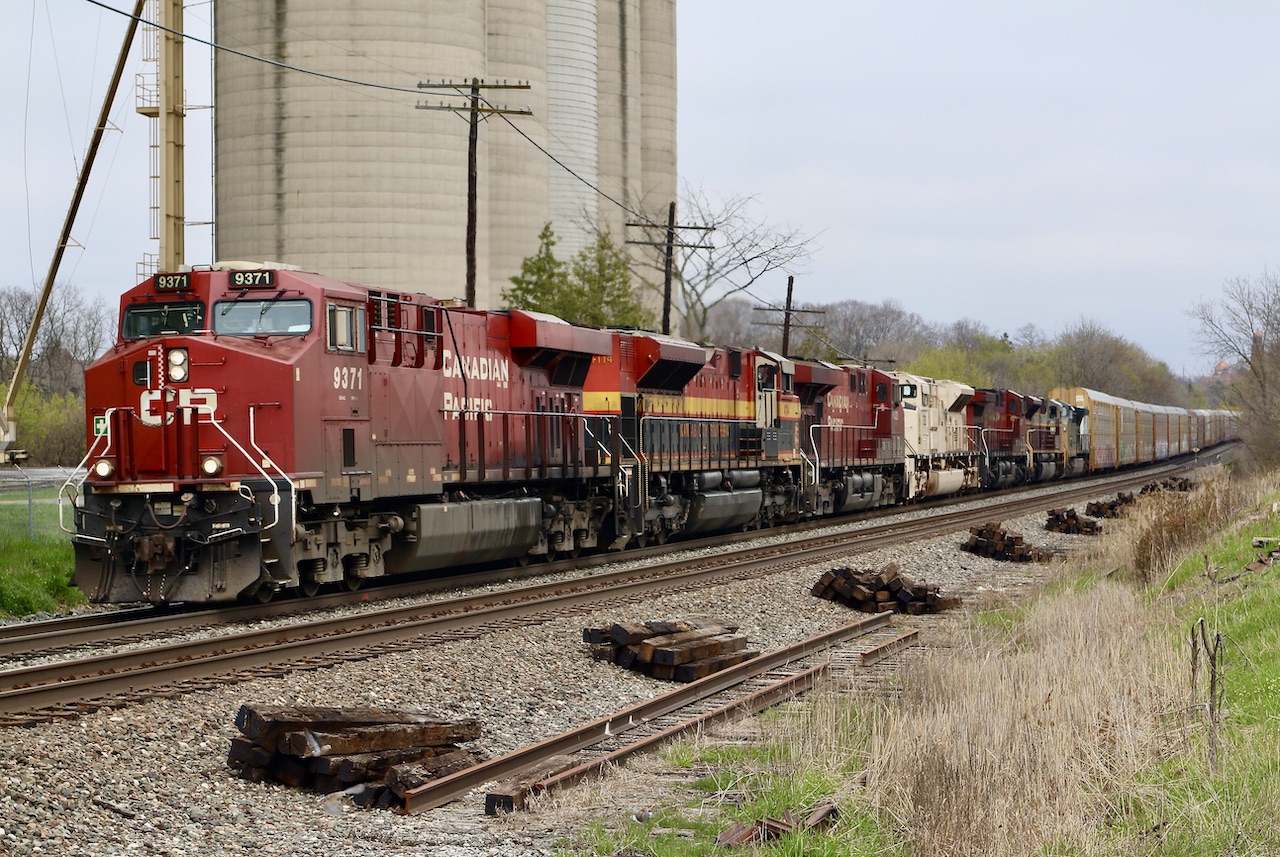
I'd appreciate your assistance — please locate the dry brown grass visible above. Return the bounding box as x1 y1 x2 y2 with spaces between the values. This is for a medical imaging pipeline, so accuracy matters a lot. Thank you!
861 581 1180 856
1071 467 1253 587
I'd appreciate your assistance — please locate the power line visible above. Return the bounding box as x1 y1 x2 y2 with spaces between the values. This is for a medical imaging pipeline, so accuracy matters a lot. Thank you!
81 0 670 230
81 0 466 97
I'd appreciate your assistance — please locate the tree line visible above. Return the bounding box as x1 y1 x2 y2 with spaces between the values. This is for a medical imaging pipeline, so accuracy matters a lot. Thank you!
0 285 113 466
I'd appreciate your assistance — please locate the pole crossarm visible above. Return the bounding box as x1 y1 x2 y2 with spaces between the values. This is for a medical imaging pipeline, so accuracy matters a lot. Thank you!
415 78 532 308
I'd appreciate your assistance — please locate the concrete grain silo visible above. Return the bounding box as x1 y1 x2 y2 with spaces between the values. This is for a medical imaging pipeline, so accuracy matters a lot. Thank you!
213 1 677 309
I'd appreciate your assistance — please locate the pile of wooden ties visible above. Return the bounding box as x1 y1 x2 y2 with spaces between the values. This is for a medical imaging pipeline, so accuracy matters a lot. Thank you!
1044 507 1102 535
582 616 759 682
810 562 960 614
1086 492 1136 518
961 522 1051 562
227 704 482 808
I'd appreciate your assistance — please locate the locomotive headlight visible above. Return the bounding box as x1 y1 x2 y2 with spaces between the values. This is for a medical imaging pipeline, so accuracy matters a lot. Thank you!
200 455 224 477
167 349 189 383
92 459 115 479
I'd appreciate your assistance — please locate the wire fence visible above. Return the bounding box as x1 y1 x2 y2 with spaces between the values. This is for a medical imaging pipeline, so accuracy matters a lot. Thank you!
0 467 79 541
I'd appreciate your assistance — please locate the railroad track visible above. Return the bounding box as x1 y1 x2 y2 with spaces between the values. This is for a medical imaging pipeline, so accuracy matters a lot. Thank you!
0 459 1193 661
0 462 1192 726
400 612 904 813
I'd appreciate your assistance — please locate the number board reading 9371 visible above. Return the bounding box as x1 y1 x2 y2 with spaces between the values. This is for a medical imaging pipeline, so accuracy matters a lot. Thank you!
154 273 190 291
230 270 275 288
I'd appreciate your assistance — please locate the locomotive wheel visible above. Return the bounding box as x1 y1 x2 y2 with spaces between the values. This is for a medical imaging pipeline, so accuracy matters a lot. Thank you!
342 575 364 592
298 578 321 598
655 529 668 545
632 532 649 548
253 583 275 604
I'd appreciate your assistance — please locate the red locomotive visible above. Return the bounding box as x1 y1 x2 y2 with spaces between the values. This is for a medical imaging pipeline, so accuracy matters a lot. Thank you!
67 264 1235 605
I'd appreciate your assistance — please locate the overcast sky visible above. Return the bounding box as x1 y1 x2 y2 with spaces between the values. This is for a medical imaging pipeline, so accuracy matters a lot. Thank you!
5 2 1277 377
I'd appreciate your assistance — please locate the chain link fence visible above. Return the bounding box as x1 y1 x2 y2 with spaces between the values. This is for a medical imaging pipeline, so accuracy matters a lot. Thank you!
0 467 79 541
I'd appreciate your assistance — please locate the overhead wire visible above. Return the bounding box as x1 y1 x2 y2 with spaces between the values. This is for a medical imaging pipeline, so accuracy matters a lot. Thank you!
81 0 669 230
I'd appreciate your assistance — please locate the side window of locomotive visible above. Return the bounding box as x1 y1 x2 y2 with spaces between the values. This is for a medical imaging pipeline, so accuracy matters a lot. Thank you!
756 366 777 391
213 299 312 336
326 304 367 353
122 301 206 340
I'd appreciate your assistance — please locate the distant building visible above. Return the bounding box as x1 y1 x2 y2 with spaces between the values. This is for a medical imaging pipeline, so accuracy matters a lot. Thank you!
213 1 676 308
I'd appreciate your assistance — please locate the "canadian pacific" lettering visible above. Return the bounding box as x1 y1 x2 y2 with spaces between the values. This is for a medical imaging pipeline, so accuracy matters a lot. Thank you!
441 350 510 388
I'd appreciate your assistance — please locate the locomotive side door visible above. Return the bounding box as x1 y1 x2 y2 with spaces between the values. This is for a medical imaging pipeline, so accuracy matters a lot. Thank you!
320 300 373 503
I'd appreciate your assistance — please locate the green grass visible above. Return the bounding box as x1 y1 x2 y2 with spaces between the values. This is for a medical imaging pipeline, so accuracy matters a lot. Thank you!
558 473 1280 856
0 536 82 618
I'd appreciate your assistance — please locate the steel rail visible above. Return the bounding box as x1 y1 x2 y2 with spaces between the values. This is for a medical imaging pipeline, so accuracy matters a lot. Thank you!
0 462 1199 720
401 613 892 813
530 663 831 802
1 457 1195 657
0 468 1156 687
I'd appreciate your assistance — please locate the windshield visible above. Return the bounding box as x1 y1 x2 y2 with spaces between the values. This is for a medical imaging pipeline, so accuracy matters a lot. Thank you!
122 301 206 339
213 298 312 336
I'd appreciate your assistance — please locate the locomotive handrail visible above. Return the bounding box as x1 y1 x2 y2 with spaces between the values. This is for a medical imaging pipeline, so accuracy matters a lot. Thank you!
806 416 881 488
58 410 117 535
189 404 283 534
248 406 297 541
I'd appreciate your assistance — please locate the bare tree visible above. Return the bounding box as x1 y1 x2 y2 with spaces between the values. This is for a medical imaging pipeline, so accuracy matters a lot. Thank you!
0 283 113 397
631 184 815 341
1190 270 1280 465
703 297 770 349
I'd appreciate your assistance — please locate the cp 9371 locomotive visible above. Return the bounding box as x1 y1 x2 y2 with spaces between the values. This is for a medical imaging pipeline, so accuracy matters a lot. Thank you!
65 264 1235 605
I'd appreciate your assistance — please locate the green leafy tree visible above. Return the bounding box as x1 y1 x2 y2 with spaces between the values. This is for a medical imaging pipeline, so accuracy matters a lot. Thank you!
1 379 85 466
502 223 570 314
567 233 654 329
504 225 654 329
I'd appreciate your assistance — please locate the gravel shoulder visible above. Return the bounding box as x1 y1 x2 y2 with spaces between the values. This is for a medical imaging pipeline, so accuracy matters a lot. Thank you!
0 491 1113 857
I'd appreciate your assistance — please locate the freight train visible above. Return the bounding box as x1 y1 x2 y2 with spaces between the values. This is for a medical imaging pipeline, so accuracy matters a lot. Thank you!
64 264 1236 605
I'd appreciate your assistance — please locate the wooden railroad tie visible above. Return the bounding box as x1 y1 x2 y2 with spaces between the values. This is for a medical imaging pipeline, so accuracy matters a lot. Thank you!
1086 492 1136 519
1141 477 1193 494
227 704 483 808
809 562 961 614
1044 507 1102 535
582 616 760 682
961 522 1053 562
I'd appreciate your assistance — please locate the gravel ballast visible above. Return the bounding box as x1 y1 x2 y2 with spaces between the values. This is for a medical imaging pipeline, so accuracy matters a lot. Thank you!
0 489 1123 856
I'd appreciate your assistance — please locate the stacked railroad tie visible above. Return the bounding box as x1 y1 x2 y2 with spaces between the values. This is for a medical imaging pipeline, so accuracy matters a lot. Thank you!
227 704 482 808
1044 507 1102 535
810 562 960 614
582 616 760 682
1142 476 1193 494
1086 492 1136 518
961 522 1052 562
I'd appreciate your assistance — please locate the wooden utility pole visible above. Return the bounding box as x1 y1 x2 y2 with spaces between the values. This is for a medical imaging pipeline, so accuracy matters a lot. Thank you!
626 202 713 335
417 79 531 307
661 202 676 334
752 275 823 357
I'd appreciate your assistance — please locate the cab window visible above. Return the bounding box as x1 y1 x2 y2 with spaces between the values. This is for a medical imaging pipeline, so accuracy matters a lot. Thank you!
122 301 206 339
213 298 312 336
327 303 367 352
